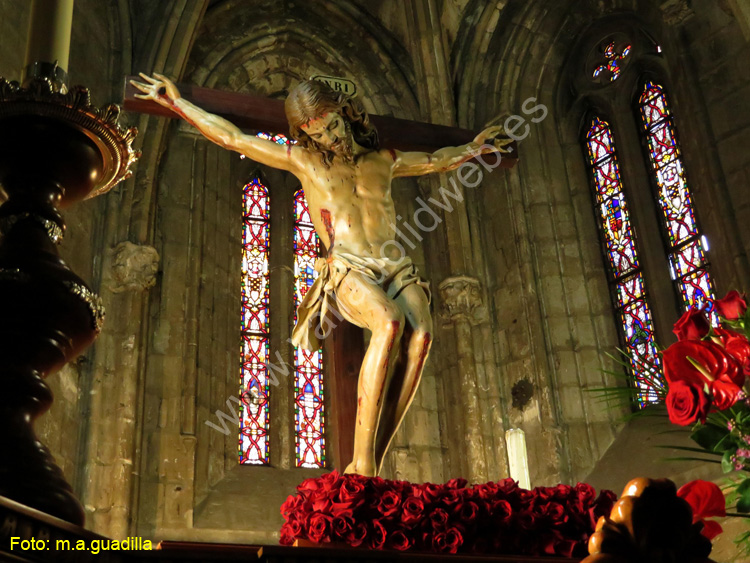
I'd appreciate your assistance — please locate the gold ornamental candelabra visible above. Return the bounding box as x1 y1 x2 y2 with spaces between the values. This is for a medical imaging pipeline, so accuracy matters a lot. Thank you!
0 72 138 525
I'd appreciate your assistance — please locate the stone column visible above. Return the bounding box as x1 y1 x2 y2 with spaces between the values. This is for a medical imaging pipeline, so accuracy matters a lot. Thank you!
438 276 489 483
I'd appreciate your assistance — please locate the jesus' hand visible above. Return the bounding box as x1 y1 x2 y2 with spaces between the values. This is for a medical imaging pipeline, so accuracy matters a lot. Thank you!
130 73 181 108
473 125 514 153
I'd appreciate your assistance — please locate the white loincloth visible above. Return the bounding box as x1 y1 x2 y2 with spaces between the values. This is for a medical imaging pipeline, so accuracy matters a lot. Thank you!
291 253 431 352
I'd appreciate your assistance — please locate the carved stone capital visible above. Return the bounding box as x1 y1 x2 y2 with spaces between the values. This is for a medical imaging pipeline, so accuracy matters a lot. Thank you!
109 242 159 293
660 0 694 26
438 275 487 324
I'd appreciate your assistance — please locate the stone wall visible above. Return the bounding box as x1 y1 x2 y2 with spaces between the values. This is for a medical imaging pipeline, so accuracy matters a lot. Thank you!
448 0 750 488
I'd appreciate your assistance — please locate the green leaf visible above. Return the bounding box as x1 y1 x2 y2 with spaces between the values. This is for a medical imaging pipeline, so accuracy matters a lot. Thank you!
664 456 721 464
654 445 723 456
737 492 750 513
722 450 736 473
714 433 738 452
691 424 728 451
738 478 750 496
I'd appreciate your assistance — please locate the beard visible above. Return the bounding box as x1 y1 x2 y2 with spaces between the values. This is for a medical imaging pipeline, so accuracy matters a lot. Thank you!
329 120 354 162
308 119 358 167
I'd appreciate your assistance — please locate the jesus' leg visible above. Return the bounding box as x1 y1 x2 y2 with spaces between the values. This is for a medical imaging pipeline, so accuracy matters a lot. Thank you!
333 271 405 476
374 283 433 472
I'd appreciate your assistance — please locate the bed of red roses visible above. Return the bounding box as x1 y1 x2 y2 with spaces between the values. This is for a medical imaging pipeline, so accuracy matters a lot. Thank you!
280 471 617 557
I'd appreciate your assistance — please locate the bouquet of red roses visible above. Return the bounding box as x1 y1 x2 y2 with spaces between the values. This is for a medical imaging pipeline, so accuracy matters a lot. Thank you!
664 290 750 426
280 471 616 557
660 290 750 551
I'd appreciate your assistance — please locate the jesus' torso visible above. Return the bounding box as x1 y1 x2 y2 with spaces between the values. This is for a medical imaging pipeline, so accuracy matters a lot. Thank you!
295 148 403 262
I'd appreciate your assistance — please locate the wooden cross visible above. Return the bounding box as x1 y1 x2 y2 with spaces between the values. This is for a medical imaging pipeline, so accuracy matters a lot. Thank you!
123 78 517 471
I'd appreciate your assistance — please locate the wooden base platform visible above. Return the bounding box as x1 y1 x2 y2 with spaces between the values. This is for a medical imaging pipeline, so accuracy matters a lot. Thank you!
150 542 580 562
0 496 580 562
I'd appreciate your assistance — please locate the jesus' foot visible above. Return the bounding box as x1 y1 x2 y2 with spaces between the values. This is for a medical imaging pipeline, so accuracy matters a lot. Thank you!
343 457 376 477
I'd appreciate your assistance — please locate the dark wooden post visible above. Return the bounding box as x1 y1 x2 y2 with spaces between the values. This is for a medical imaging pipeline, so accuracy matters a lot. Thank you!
324 321 364 471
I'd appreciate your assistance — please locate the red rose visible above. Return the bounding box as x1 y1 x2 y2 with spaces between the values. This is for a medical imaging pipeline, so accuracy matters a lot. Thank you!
715 290 747 320
496 478 519 495
677 480 726 540
401 496 425 526
306 513 332 544
320 470 342 488
281 494 301 518
429 508 449 530
441 489 464 508
517 510 537 530
444 527 464 553
454 501 479 526
575 482 596 506
370 519 387 549
544 532 577 558
419 483 444 503
280 523 295 545
472 482 499 500
543 502 567 525
331 514 354 539
535 486 554 501
593 490 617 520
297 477 321 496
345 522 368 547
329 502 354 519
368 476 389 493
288 516 303 537
551 484 573 501
662 340 744 409
666 380 711 425
387 529 413 551
311 496 332 512
446 478 468 489
338 477 366 504
376 490 401 516
673 307 711 341
491 499 513 523
433 527 463 553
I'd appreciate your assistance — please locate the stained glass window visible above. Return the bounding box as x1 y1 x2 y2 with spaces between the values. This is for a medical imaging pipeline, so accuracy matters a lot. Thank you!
256 132 294 145
592 41 632 82
638 82 717 321
239 178 271 465
586 117 662 405
293 189 326 468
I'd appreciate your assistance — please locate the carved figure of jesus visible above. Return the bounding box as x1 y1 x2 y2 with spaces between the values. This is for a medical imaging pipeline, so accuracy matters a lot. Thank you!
131 73 511 476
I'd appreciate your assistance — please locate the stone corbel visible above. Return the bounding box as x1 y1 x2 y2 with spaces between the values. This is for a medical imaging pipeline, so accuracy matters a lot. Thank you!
660 0 694 26
107 241 160 293
438 275 488 325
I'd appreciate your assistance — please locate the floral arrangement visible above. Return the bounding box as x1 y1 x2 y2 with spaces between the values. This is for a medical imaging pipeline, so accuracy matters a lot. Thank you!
661 291 750 537
280 470 616 557
600 290 750 554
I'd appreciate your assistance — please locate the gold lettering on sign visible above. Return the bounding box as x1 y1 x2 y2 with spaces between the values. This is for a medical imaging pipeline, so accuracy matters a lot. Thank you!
310 75 358 97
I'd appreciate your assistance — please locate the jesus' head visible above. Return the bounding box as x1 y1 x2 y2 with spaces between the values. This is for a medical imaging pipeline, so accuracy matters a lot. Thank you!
285 80 379 165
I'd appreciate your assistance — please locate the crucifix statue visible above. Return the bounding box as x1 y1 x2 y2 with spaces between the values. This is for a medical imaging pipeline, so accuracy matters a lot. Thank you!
130 73 512 476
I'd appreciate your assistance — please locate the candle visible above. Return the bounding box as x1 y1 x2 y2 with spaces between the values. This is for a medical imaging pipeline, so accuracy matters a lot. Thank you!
24 0 75 73
505 428 531 489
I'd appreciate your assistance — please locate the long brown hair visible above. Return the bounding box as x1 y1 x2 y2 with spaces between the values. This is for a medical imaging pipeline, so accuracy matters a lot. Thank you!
285 80 379 166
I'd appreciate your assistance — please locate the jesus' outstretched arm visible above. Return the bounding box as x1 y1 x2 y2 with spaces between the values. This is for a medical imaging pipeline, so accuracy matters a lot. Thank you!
390 125 513 177
130 73 302 174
